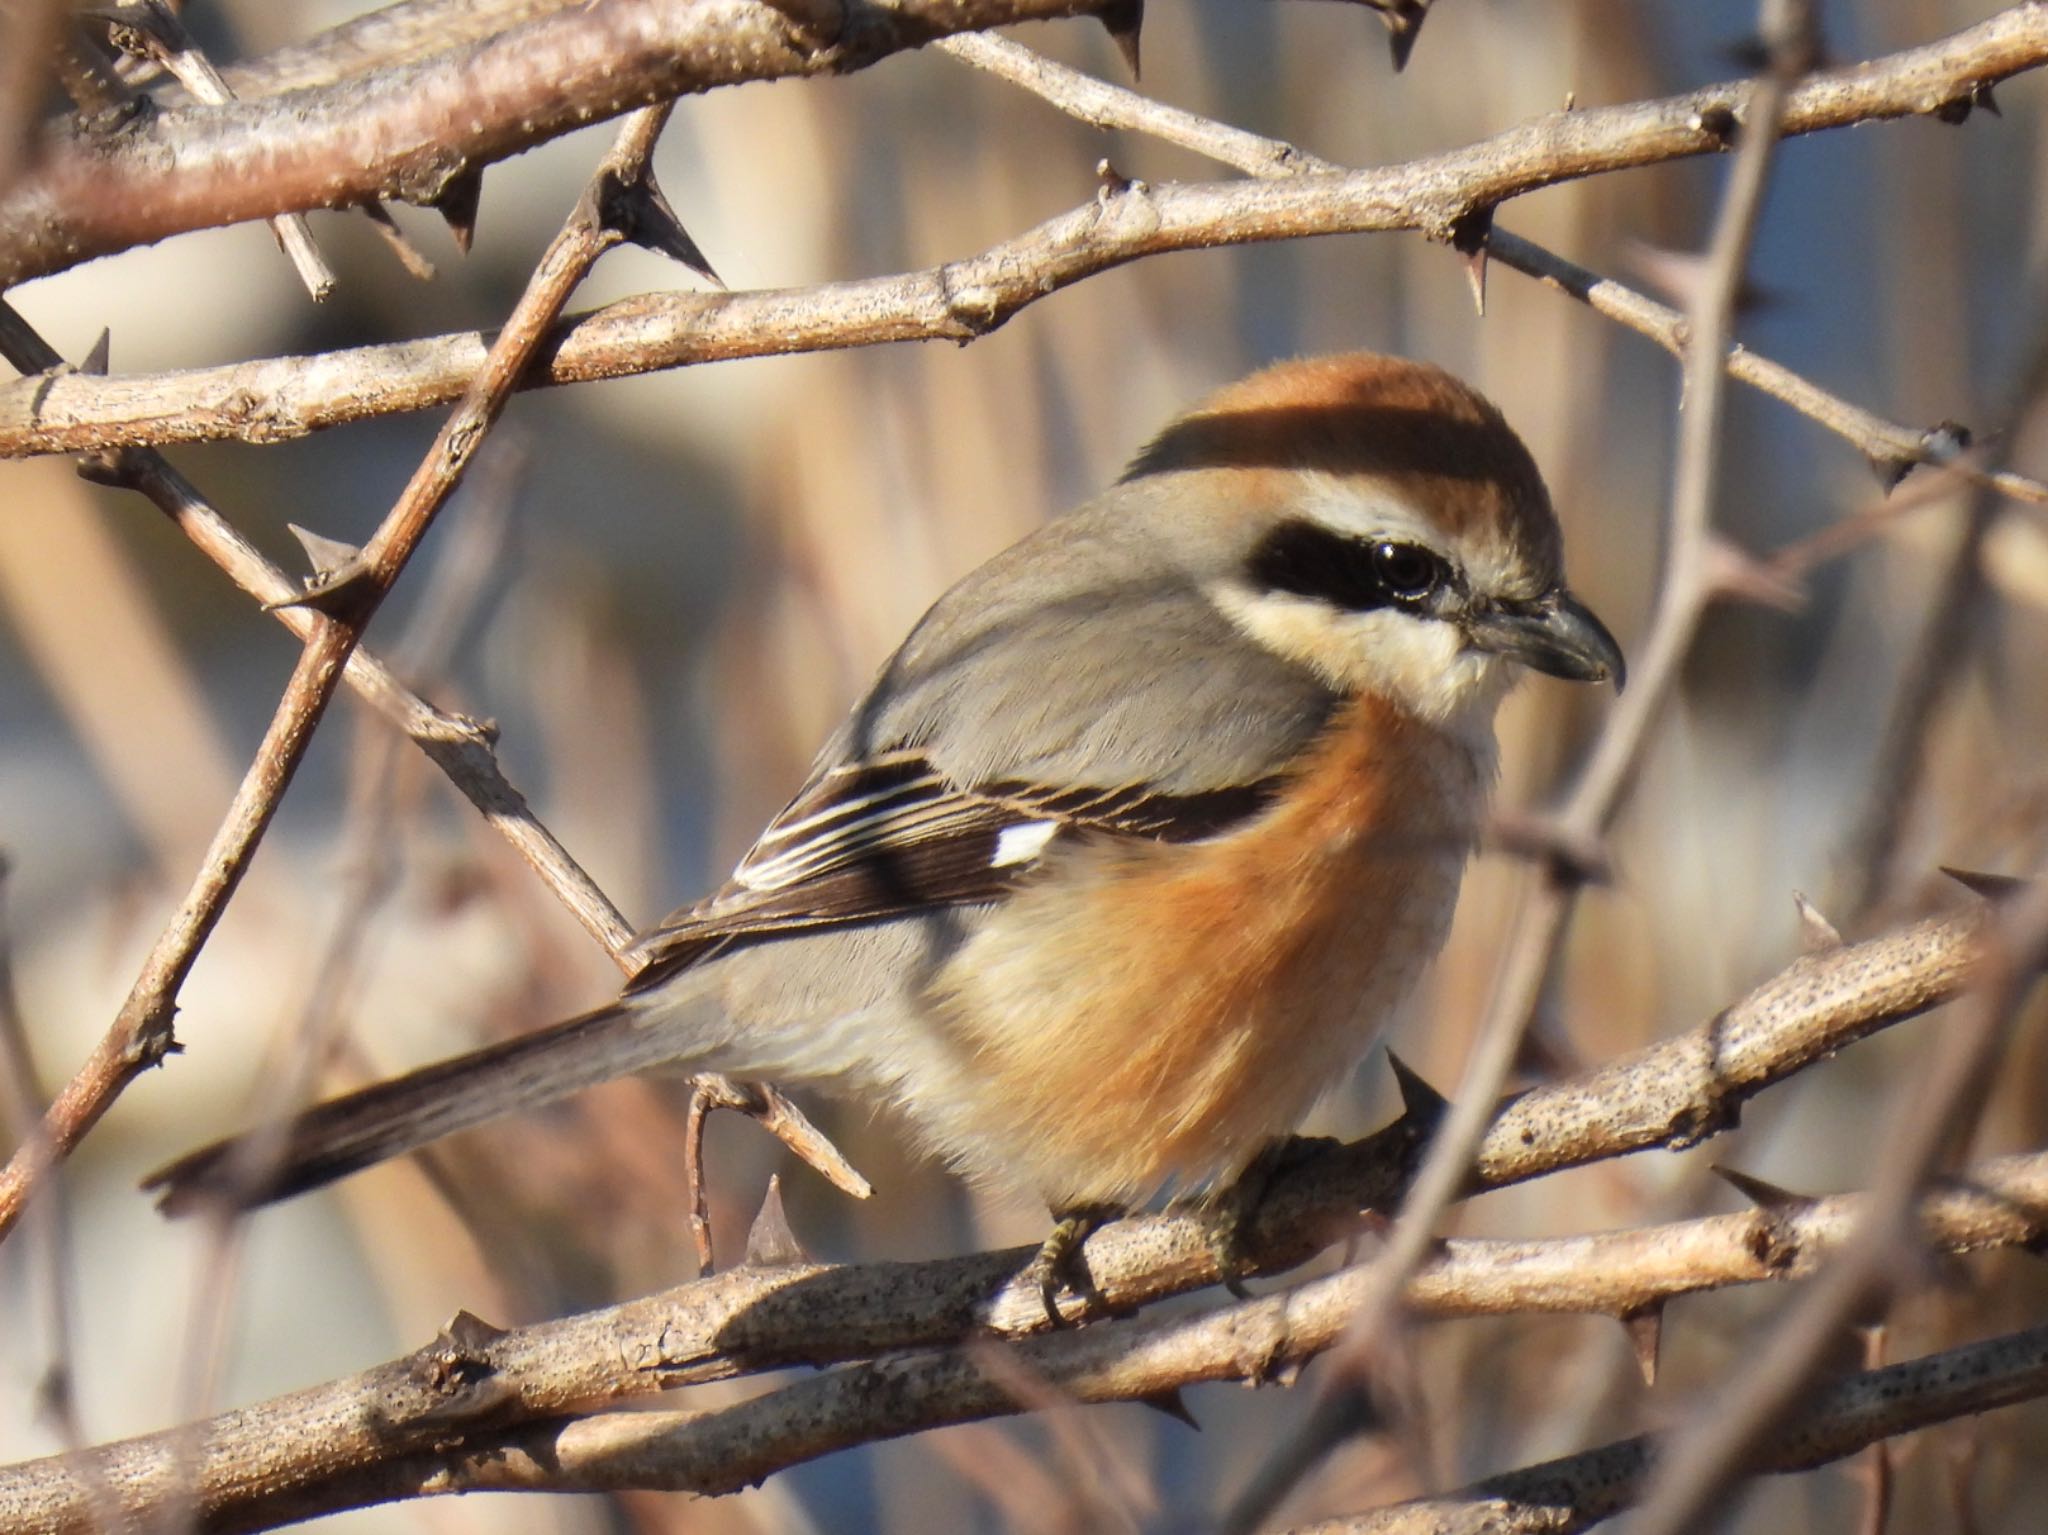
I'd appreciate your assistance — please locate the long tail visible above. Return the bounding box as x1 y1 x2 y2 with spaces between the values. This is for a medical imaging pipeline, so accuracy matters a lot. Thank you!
144 1002 685 1215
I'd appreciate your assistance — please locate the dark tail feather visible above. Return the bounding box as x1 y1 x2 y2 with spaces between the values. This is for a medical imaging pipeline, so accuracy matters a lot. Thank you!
144 1003 676 1215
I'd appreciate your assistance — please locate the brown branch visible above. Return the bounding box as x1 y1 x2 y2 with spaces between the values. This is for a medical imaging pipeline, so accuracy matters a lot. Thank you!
1628 875 2048 1535
9 1136 2048 1531
1288 1324 2048 1535
10 15 2044 511
0 0 1115 287
0 901 2005 1530
0 316 868 1212
89 0 336 301
0 103 660 1246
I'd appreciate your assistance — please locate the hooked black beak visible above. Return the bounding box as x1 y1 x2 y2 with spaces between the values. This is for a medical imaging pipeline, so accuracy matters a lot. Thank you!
1463 589 1626 691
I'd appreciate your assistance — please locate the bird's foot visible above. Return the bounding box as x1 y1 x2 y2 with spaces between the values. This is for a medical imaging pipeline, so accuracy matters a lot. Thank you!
1205 1135 1337 1298
1025 1204 1122 1327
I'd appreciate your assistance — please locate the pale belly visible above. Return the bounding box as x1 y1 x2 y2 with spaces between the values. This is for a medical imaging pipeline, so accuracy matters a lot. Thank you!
912 704 1485 1206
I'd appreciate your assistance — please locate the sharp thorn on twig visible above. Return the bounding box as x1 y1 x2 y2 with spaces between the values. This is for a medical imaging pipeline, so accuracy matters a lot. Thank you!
286 522 363 579
1939 866 2033 902
1620 1305 1663 1387
1928 79 2005 127
440 1309 509 1350
1447 206 1492 317
1712 1164 1812 1212
1374 0 1430 71
599 168 722 286
1793 891 1843 953
1865 452 1915 493
81 329 111 376
743 1175 810 1267
429 166 486 254
1097 0 1143 78
1385 1049 1449 1129
1139 1389 1202 1429
267 523 371 613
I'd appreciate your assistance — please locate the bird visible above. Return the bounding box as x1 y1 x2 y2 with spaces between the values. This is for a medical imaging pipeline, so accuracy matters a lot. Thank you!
146 352 1623 1266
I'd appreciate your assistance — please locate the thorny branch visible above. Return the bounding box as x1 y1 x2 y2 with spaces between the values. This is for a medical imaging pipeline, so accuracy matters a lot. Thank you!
6 9 2048 483
0 898 2022 1531
0 106 663 1244
1287 1323 2048 1535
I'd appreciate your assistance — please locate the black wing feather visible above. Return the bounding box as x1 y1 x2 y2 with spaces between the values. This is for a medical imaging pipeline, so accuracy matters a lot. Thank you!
623 752 1283 990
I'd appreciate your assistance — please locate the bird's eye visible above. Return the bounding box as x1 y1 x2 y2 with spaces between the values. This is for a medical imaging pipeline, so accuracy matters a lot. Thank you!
1372 542 1445 601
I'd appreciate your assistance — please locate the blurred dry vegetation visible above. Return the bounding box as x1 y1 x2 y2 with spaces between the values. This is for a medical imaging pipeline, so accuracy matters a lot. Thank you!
2 0 2048 1532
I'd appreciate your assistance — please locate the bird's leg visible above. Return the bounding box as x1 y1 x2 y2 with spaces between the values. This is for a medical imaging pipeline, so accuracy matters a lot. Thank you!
1203 1135 1339 1297
1025 1203 1123 1326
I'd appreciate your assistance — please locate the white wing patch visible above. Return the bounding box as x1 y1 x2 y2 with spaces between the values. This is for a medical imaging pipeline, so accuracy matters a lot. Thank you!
991 820 1060 868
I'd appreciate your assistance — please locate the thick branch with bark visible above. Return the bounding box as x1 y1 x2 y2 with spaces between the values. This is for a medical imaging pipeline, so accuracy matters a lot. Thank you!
6 8 2047 457
0 901 2012 1532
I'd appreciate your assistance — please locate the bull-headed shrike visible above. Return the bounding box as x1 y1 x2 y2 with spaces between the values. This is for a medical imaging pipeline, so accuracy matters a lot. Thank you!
150 353 1623 1260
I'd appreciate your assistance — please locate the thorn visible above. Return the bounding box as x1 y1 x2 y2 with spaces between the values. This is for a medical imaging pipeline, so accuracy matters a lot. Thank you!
1974 81 2001 118
1374 0 1430 71
1712 1164 1811 1212
1385 1050 1449 1129
1866 452 1915 493
1620 1305 1663 1386
1097 0 1142 78
600 167 722 285
744 1175 809 1267
286 522 362 577
1448 206 1492 317
81 329 110 376
1933 94 1974 126
267 524 371 614
1792 891 1842 953
1139 1389 1201 1429
430 165 485 254
441 1309 508 1349
1939 866 2032 901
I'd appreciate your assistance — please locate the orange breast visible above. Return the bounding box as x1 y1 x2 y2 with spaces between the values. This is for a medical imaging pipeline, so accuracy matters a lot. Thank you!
917 693 1488 1207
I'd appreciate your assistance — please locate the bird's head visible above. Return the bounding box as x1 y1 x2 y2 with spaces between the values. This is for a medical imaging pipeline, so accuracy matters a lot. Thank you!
1121 352 1624 736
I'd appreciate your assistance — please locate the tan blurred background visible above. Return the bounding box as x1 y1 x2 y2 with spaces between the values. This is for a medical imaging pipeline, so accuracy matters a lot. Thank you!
4 0 2048 1530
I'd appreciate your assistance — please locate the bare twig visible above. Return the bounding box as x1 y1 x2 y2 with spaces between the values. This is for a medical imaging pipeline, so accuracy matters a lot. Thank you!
1627 875 2048 1535
1288 1324 2048 1535
0 0 1119 286
12 21 2042 510
88 0 337 300
10 1135 2048 1530
0 900 2005 1530
0 303 865 1208
0 104 668 1246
